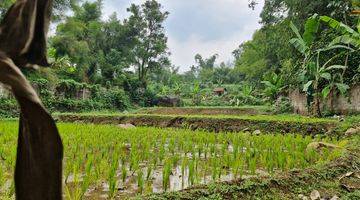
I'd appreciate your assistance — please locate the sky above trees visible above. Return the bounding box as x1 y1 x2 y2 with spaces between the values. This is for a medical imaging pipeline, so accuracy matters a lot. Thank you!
99 0 264 72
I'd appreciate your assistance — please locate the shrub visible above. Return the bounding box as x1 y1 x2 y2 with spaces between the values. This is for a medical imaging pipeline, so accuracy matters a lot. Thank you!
200 96 230 107
52 99 105 112
101 89 131 111
0 78 133 115
124 78 157 107
0 98 18 118
31 78 55 109
55 79 88 99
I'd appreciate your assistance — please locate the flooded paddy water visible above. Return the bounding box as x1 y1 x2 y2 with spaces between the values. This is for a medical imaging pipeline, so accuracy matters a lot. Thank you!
0 120 345 199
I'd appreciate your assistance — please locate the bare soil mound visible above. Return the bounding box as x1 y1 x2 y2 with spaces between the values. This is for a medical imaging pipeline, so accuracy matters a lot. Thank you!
56 114 336 135
135 107 268 116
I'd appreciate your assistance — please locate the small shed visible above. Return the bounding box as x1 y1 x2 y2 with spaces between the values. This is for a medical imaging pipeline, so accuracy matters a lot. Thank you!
213 87 227 96
351 10 360 15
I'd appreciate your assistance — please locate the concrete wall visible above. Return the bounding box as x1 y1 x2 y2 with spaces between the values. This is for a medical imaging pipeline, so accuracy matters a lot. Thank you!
0 83 91 100
55 87 91 100
0 83 11 98
289 85 360 115
75 88 91 100
289 89 309 115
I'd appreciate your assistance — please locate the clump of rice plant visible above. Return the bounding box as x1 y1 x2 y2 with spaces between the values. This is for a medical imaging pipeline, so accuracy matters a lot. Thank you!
162 160 172 191
188 159 195 186
0 121 346 199
81 155 94 197
137 169 144 193
108 156 119 199
181 157 188 188
121 162 127 183
146 166 153 181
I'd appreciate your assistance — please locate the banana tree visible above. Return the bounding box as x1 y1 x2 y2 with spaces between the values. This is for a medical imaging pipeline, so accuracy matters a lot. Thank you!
191 82 201 105
320 15 359 78
320 15 360 48
261 72 286 101
172 82 182 97
239 84 256 105
159 85 170 96
289 14 320 67
290 15 354 116
301 53 350 116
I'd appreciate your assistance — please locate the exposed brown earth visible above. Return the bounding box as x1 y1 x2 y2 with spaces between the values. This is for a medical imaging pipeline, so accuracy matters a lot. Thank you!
56 114 337 135
135 107 268 116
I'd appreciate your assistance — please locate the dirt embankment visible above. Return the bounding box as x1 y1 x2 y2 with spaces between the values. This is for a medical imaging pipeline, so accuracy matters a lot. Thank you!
56 114 337 135
135 107 268 116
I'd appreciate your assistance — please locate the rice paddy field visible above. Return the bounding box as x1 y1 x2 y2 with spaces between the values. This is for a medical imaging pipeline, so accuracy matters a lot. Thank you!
0 120 348 199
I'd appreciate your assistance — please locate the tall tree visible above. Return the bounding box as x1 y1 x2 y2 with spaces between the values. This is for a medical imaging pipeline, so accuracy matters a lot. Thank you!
235 0 358 89
50 2 95 81
1 0 79 20
193 54 218 83
212 62 237 84
126 0 170 88
195 54 218 70
101 13 137 85
51 0 106 82
234 30 269 84
259 0 352 25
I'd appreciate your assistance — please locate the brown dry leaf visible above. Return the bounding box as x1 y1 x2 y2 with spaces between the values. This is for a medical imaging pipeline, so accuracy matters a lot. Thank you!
339 171 360 192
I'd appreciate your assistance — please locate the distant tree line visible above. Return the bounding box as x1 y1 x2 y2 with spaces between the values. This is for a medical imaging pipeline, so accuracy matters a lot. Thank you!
0 0 358 116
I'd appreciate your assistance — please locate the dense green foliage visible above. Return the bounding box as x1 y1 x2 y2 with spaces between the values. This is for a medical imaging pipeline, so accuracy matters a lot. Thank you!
236 0 359 87
0 2 359 199
0 0 359 115
0 0 77 20
233 0 360 116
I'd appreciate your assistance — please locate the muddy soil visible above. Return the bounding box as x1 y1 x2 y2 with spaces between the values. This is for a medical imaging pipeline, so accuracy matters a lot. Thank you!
135 107 268 116
56 114 336 135
146 144 360 200
80 165 269 199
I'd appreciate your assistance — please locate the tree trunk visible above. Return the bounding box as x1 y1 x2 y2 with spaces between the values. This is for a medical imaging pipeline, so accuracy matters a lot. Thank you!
312 93 322 117
329 89 335 114
139 59 148 89
140 77 147 89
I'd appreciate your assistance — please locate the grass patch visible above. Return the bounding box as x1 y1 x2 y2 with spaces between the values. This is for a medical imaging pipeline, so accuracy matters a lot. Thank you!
337 115 360 132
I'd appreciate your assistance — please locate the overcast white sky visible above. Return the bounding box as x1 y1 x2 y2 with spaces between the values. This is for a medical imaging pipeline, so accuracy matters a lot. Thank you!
100 0 264 72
